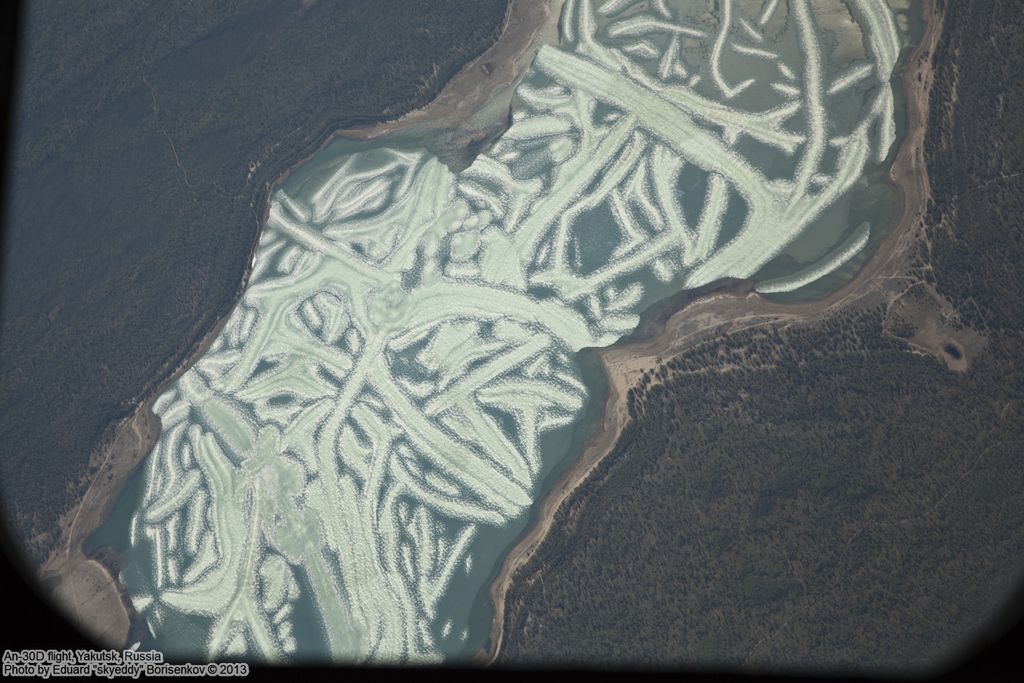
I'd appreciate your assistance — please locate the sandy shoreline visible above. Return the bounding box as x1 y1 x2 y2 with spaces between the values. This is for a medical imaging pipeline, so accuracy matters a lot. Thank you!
480 0 944 664
39 303 239 646
336 0 560 142
37 0 557 649
256 0 560 185
38 0 943 657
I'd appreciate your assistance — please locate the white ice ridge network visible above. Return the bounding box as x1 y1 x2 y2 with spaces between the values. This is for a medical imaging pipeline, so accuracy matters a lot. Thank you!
130 0 903 662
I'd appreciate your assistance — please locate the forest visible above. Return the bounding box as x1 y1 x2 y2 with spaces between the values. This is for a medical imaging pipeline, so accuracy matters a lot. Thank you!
497 0 1024 673
0 0 509 564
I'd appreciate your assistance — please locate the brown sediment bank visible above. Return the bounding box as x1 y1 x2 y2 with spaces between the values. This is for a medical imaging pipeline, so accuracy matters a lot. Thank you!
337 0 561 142
263 0 562 180
481 0 945 665
37 0 558 648
39 307 238 646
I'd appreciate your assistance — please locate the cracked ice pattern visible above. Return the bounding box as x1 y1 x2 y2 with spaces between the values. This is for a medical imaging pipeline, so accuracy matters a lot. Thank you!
129 0 904 663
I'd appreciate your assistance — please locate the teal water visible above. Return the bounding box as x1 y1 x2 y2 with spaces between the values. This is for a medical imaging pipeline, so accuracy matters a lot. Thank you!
445 348 610 659
753 2 926 302
87 0 923 663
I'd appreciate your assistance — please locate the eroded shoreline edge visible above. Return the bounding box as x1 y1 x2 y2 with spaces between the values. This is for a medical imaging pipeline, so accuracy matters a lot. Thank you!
480 0 944 665
36 0 555 649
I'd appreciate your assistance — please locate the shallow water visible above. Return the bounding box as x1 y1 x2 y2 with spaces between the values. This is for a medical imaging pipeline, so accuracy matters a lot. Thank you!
90 0 921 663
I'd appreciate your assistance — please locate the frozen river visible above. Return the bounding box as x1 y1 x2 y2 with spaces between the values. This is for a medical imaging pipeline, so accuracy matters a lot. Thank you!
91 0 920 664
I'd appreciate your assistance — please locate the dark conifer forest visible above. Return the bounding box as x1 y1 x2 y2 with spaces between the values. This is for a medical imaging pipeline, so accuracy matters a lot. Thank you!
1 0 509 563
497 1 1024 672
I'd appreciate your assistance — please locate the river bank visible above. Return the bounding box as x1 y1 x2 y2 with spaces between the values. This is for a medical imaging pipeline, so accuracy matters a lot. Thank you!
481 0 945 664
36 0 555 649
